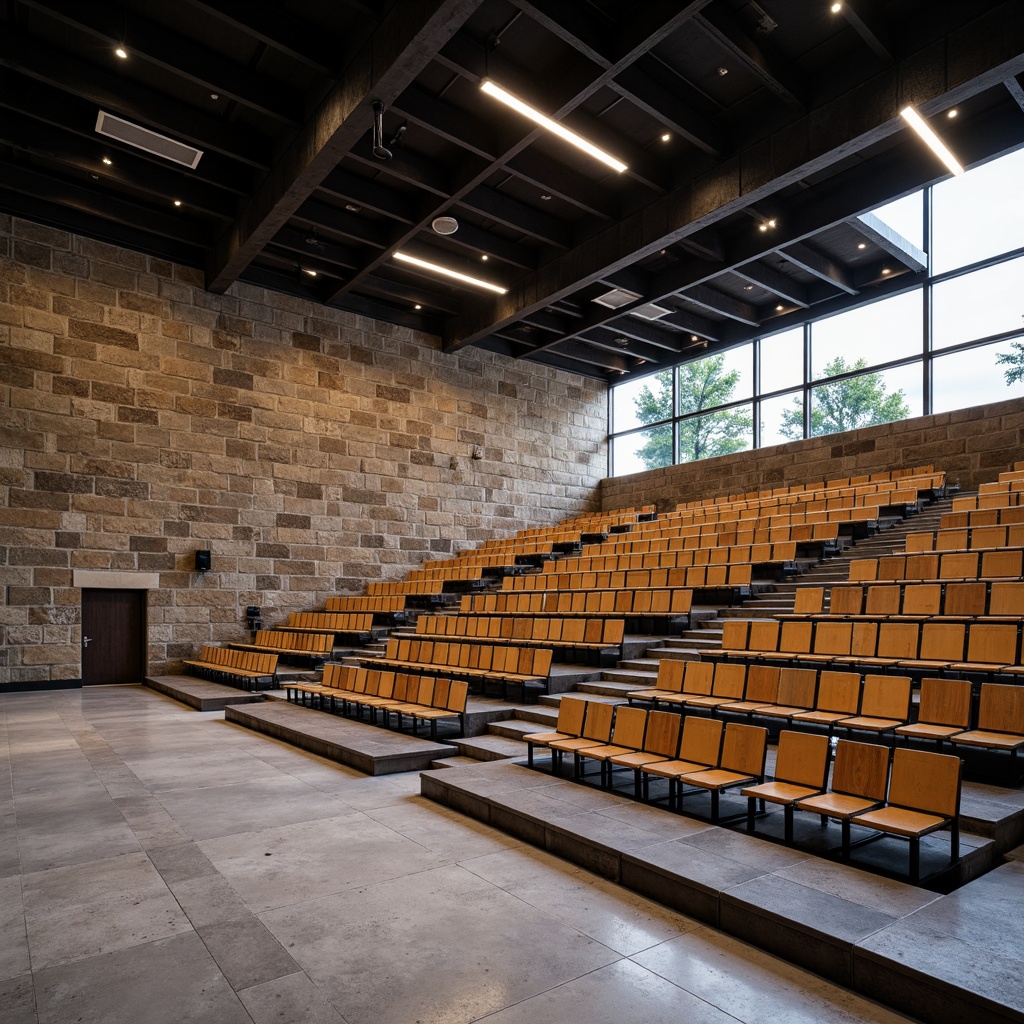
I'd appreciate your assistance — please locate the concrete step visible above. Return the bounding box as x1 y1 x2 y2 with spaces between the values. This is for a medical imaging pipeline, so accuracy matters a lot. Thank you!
429 755 485 769
642 646 702 660
451 734 528 761
601 667 657 684
511 706 559 727
576 679 638 698
488 719 545 741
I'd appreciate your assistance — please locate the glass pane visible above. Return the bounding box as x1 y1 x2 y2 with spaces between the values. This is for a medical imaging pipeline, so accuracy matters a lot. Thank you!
611 368 671 432
932 147 1024 274
677 404 752 463
872 191 924 251
677 350 750 415
811 290 922 380
612 424 673 476
932 337 1024 414
760 390 804 446
809 362 921 438
932 255 1024 350
759 328 804 393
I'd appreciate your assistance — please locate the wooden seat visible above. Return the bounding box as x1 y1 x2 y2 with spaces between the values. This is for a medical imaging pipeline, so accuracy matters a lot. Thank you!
755 667 818 721
950 683 1024 762
895 677 971 748
639 716 724 809
717 665 779 716
791 671 861 732
952 623 1019 673
576 706 648 786
651 661 714 707
851 747 962 882
547 701 615 774
836 674 912 737
409 679 469 740
795 739 890 858
683 662 747 710
627 658 684 703
742 730 832 843
678 723 768 821
607 710 683 799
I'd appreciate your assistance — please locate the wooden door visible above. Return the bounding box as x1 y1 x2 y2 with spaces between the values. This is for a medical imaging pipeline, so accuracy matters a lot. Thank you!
81 589 146 685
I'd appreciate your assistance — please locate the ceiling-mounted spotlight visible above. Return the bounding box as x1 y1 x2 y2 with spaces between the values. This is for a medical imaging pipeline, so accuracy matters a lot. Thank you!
431 216 459 235
614 337 629 348
388 122 408 148
372 101 392 161
115 46 127 59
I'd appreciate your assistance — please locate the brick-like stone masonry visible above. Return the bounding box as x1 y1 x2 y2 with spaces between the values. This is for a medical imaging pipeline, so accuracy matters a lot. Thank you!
0 217 607 684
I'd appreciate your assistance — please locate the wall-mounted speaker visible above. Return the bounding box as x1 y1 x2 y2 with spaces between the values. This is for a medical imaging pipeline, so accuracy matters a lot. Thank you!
195 549 211 572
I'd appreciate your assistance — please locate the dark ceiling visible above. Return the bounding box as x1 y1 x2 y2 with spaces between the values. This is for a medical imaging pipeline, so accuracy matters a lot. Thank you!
2 0 1024 382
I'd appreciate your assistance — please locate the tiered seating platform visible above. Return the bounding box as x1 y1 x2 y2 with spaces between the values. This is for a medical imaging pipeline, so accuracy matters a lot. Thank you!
145 674 268 712
421 759 1023 1024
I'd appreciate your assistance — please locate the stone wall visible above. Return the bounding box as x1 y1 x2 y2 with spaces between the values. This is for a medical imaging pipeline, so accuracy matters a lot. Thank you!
601 400 1024 511
0 216 607 686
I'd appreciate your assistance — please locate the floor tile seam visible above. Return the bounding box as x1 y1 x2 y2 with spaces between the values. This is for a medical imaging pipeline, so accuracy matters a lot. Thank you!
236 969 356 1024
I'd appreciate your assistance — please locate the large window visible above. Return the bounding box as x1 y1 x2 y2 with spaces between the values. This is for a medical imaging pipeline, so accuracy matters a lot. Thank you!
609 146 1024 476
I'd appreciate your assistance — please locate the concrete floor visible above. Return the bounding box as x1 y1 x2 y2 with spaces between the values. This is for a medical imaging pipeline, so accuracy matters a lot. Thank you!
1 685 918 1024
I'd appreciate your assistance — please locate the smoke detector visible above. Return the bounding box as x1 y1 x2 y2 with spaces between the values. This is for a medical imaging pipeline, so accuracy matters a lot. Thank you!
431 216 459 235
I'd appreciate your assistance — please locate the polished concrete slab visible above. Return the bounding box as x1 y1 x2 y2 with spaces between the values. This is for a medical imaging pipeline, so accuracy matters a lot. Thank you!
224 699 452 775
422 759 1022 1024
1 685 922 1024
145 675 267 712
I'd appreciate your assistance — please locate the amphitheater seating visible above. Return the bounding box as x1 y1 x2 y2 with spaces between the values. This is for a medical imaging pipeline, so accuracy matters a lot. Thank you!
895 677 973 748
639 716 724 810
183 645 278 690
676 722 768 821
950 683 1024 762
850 747 962 882
607 710 683 799
524 696 588 770
230 629 333 665
743 730 832 843
547 701 616 773
282 612 374 641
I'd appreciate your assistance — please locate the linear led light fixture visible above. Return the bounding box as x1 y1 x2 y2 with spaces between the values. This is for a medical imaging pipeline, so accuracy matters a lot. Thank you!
480 79 627 174
393 252 507 294
900 105 964 176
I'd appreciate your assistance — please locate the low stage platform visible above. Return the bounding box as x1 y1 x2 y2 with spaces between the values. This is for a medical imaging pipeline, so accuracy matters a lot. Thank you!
421 759 1024 1024
145 674 268 711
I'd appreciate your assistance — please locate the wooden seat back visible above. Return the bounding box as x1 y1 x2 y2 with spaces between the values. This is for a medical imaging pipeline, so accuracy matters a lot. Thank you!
831 739 890 801
554 696 588 735
743 665 780 704
774 730 831 788
965 623 1018 665
655 659 685 693
901 584 942 616
579 701 615 743
919 622 965 662
677 715 724 765
719 723 768 776
793 588 824 614
988 581 1024 616
642 710 682 757
814 671 862 715
776 667 817 709
682 660 714 695
886 747 962 819
916 677 972 729
977 683 1024 733
865 585 901 616
711 662 747 700
859 675 912 720
830 586 864 615
608 706 648 749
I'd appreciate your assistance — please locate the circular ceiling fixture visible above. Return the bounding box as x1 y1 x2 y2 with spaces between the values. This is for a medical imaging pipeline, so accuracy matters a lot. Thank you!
431 216 459 235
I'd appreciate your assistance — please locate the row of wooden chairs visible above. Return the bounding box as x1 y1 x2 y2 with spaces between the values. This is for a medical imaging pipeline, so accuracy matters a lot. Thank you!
551 541 798 574
941 505 1024 530
325 595 407 613
414 614 625 649
286 664 468 740
792 581 1024 620
507 564 753 592
363 638 553 698
588 521 841 553
906 524 1024 553
849 548 1024 582
284 611 374 635
525 698 960 880
182 645 278 690
467 587 694 619
676 466 938 508
719 616 1024 676
365 580 447 596
230 629 333 663
951 490 1024 512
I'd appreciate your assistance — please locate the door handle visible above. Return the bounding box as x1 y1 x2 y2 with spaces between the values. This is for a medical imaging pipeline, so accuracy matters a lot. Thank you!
83 636 92 648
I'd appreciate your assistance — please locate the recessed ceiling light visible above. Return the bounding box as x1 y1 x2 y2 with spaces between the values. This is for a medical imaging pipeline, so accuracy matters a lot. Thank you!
540 194 552 201
881 268 891 275
414 304 422 310
660 133 671 143
210 93 219 100
431 216 459 235
776 304 784 311
344 203 361 213
115 46 127 59
304 268 317 277
173 199 182 207
90 173 100 181
759 223 768 232
744 285 754 291
947 108 958 118
830 2 842 13
102 156 112 165
857 242 866 250
481 254 488 261
900 105 964 176
393 251 508 294
717 67 729 76
691 335 699 342
480 79 628 173
768 218 777 228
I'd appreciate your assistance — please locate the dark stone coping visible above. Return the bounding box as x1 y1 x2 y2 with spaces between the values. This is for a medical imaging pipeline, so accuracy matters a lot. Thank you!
421 761 1023 1024
146 675 267 711
226 701 451 776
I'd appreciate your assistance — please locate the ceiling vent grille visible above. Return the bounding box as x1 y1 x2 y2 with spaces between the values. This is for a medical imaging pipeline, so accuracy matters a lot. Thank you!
630 302 671 320
592 287 642 309
95 111 203 169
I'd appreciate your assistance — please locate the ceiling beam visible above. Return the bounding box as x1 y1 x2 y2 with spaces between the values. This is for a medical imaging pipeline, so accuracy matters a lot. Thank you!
777 242 858 294
851 211 927 272
442 5 1024 351
731 262 810 306
20 0 302 123
1005 75 1024 112
460 186 569 247
206 0 483 293
679 283 759 325
838 1 895 65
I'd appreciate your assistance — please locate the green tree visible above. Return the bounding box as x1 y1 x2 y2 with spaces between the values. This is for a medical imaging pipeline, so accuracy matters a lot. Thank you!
996 341 1024 385
778 356 910 439
632 356 752 469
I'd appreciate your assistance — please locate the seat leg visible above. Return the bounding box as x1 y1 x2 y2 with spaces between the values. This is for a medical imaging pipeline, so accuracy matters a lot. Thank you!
527 743 535 768
909 838 920 884
710 789 720 823
840 818 851 860
633 768 642 800
746 796 756 832
784 804 795 845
